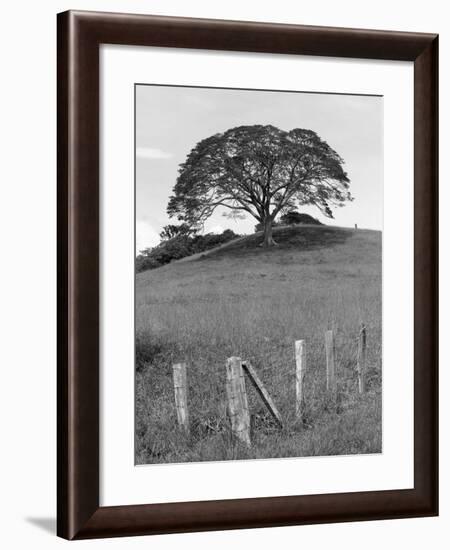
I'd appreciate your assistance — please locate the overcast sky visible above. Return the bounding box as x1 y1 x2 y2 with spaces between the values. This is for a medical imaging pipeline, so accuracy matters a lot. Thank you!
136 84 383 253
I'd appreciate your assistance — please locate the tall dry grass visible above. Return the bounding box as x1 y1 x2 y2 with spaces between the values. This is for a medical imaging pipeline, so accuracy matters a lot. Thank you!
135 226 382 464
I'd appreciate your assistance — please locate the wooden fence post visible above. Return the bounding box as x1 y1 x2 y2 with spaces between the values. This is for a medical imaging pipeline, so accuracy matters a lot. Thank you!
173 363 189 433
357 324 367 393
295 340 306 419
242 361 283 428
325 330 336 392
225 357 251 447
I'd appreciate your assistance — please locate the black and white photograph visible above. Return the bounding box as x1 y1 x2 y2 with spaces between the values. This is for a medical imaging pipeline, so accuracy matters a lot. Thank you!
135 84 383 465
0 0 443 545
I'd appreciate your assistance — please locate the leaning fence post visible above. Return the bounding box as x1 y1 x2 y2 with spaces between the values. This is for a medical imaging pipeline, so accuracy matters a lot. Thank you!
225 357 251 447
357 324 367 393
325 330 336 392
295 340 306 419
242 361 283 428
173 363 189 433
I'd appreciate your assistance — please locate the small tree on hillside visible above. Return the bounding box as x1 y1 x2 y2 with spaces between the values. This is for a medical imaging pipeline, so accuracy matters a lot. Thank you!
159 223 195 241
167 125 352 247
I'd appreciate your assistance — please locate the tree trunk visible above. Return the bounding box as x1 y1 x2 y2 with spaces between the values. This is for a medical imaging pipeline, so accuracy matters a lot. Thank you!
262 216 276 247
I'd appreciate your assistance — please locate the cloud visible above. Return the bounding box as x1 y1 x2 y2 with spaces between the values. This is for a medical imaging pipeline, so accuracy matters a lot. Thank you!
136 147 173 160
136 220 160 254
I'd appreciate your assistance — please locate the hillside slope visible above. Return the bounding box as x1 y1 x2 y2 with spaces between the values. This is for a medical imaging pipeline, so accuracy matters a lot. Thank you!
136 225 382 464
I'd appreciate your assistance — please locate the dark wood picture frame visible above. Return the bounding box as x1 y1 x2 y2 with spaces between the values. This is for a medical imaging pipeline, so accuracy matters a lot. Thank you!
57 10 438 540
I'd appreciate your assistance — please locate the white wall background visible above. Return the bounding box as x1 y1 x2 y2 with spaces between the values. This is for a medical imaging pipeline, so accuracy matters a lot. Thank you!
0 1 446 548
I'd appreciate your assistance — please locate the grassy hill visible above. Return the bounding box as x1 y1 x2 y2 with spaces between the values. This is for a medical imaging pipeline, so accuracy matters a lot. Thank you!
135 225 382 464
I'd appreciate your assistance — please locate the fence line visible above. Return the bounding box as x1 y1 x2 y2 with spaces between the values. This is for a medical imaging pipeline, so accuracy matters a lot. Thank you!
170 325 368 444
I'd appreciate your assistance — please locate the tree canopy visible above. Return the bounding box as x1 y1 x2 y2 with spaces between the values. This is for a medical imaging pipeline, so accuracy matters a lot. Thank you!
168 125 352 246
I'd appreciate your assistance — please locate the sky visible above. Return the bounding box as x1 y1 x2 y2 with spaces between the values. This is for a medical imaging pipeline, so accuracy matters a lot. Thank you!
135 84 383 254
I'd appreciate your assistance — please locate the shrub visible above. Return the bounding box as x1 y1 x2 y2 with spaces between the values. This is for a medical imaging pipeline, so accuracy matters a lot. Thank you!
279 211 323 226
136 253 162 272
254 221 280 233
136 229 240 273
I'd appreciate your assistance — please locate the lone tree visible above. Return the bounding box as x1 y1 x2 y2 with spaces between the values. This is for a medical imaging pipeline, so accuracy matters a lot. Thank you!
168 125 352 247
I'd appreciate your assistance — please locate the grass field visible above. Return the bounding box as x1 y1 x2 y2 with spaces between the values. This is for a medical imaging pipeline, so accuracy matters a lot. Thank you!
135 224 382 464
